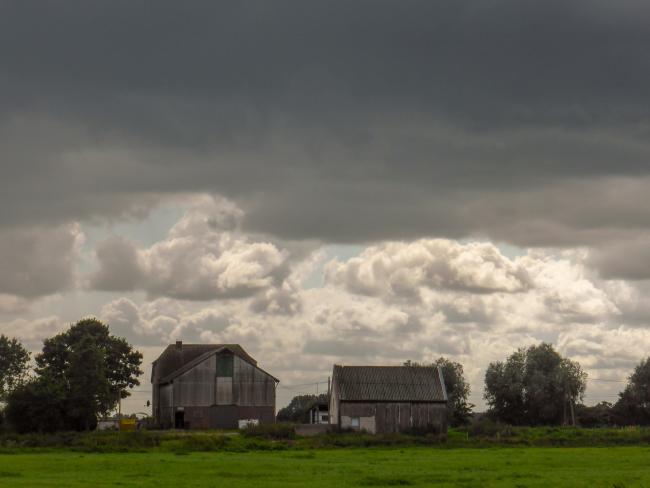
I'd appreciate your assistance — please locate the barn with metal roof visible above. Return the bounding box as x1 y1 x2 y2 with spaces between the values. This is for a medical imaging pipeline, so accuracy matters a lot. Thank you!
151 341 278 429
329 365 448 434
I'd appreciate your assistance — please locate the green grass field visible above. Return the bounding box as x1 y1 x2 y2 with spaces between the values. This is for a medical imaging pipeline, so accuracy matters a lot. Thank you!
1 446 650 487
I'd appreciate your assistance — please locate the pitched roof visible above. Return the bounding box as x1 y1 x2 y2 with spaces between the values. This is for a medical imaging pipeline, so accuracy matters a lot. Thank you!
152 343 256 383
332 365 448 403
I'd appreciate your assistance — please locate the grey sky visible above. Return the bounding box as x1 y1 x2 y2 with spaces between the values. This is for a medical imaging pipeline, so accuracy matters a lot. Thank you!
2 1 650 412
2 1 650 245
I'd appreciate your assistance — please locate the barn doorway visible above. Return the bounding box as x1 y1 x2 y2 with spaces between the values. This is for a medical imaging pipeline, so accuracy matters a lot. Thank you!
175 410 185 429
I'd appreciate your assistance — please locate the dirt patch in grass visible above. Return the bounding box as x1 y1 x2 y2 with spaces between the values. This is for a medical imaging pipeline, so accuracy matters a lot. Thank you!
0 471 21 478
360 476 414 486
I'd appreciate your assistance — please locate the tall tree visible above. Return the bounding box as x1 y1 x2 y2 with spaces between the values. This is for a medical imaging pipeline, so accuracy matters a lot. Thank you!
405 358 473 426
5 318 142 433
66 334 113 430
0 335 30 400
484 343 586 425
4 376 66 433
36 318 143 409
484 349 526 424
613 358 650 425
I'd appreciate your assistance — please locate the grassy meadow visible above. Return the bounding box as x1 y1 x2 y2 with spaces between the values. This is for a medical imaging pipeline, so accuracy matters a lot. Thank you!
2 446 650 487
2 428 650 487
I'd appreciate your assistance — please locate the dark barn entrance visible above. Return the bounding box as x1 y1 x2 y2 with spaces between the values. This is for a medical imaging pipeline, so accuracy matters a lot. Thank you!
175 410 185 429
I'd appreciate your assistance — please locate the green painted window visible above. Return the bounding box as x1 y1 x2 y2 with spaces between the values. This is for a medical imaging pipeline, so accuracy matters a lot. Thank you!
216 353 233 377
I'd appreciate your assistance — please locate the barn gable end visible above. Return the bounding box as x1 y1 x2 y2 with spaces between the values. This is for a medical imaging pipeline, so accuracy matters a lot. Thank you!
152 342 278 429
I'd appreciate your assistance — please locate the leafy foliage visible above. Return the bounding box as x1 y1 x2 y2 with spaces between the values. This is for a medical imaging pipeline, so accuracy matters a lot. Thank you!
241 423 296 439
277 394 328 423
576 401 614 427
484 343 586 425
404 358 473 426
5 426 650 453
613 358 650 425
0 335 30 400
36 318 143 404
6 318 143 433
4 376 66 433
66 334 113 430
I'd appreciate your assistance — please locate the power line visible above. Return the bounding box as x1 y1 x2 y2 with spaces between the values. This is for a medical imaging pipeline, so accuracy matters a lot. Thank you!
278 380 328 390
587 377 626 383
126 380 331 395
129 377 627 395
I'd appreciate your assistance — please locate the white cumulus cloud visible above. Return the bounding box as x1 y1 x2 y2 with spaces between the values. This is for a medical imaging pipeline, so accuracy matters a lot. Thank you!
325 239 531 302
90 196 293 303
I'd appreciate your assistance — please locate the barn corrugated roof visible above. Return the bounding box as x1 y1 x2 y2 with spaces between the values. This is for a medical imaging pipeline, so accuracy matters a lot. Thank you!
158 346 280 384
152 343 256 383
333 365 447 402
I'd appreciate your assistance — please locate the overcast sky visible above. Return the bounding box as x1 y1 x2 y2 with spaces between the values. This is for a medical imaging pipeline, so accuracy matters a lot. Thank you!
2 1 650 412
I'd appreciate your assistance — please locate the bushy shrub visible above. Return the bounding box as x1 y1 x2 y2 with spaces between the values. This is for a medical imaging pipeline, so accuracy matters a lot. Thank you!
466 417 514 438
577 402 615 427
241 423 295 440
402 424 444 436
4 378 66 433
171 434 230 453
74 431 161 452
0 431 161 452
307 432 445 449
242 438 290 451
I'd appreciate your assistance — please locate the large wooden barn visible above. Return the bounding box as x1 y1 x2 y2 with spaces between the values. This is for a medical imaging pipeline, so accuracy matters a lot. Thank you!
151 342 279 429
329 365 448 434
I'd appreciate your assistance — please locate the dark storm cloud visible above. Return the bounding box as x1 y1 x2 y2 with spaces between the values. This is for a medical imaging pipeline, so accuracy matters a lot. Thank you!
3 1 650 124
589 237 650 280
0 224 81 297
2 0 650 245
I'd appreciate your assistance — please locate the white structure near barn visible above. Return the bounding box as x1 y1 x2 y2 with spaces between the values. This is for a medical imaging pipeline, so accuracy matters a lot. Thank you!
307 399 329 424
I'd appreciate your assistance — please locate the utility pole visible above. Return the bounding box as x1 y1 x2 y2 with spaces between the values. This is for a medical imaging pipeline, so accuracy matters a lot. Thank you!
565 380 575 427
117 392 122 447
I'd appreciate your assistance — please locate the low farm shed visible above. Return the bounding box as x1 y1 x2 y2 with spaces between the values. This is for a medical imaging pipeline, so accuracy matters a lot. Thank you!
329 365 448 434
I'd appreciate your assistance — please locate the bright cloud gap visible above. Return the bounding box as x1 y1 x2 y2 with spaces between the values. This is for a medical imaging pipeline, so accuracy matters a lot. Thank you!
1 194 648 412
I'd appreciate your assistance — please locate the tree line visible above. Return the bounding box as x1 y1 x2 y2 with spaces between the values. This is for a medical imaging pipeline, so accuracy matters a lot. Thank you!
280 344 650 428
483 343 650 427
2 321 650 432
0 318 142 433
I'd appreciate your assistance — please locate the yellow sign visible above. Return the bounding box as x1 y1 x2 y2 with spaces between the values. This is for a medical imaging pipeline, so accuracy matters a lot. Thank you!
120 418 137 431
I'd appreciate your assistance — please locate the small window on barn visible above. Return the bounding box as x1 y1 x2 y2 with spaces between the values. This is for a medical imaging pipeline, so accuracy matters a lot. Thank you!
350 417 360 429
216 353 233 377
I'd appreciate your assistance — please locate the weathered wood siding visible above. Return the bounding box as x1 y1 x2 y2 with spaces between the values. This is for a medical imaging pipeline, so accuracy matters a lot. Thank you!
159 383 174 427
234 355 275 406
154 350 277 428
215 377 233 404
338 402 447 434
174 354 217 406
